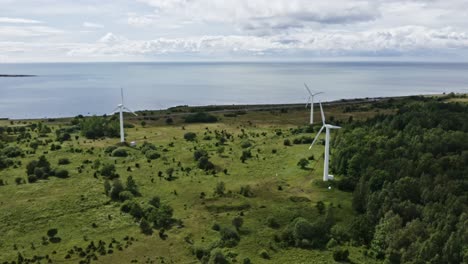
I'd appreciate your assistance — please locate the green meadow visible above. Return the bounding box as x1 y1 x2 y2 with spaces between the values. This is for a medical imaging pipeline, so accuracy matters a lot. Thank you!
1 94 465 264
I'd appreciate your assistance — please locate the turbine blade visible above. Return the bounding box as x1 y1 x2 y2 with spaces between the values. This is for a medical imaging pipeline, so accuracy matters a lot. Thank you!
329 125 341 129
319 101 326 125
109 106 120 115
121 88 124 105
305 96 311 108
309 126 325 149
123 106 138 116
304 83 313 96
313 91 324 96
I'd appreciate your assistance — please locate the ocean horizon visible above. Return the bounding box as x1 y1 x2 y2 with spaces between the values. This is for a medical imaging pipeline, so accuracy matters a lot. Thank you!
1 61 467 119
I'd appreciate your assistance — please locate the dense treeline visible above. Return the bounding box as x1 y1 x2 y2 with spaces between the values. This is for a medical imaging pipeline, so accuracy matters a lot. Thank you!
332 99 468 263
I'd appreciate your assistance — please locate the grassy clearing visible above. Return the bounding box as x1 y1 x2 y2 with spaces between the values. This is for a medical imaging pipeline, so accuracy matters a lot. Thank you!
0 99 398 263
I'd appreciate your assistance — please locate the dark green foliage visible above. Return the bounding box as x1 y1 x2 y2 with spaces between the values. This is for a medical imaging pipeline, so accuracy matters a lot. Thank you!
297 158 309 169
220 227 240 247
104 180 111 195
280 216 333 249
283 139 291 146
316 201 325 215
111 148 128 157
149 196 161 208
267 216 280 229
214 182 225 196
198 156 215 171
126 176 139 196
104 145 118 154
293 136 313 144
232 216 244 231
58 158 70 165
109 179 124 201
80 116 119 139
47 229 58 238
145 150 160 160
147 204 174 228
26 155 51 180
118 191 134 201
140 218 153 235
54 169 69 178
239 185 253 197
184 132 197 141
240 141 252 148
240 150 252 162
332 248 349 262
100 164 117 178
184 112 218 123
209 249 228 264
194 149 208 161
2 146 23 157
332 101 468 263
259 249 270 259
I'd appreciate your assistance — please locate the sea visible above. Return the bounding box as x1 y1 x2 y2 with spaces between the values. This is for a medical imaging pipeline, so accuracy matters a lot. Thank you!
1 62 467 119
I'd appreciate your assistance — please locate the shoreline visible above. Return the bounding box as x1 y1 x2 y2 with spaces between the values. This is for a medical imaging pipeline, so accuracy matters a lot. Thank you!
0 74 36 77
2 92 464 122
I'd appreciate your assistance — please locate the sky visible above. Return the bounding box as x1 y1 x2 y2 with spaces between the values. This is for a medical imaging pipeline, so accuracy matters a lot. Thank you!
1 0 468 62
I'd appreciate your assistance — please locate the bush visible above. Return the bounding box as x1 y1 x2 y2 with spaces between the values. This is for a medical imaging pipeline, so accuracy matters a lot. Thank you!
80 116 119 139
283 139 291 146
259 249 270 259
209 249 228 264
145 150 160 160
198 156 214 171
239 185 253 197
184 112 218 123
2 146 23 158
100 164 116 178
110 179 124 200
105 145 118 154
241 141 252 148
55 169 69 178
214 182 225 196
194 149 208 161
232 216 244 231
240 150 252 162
47 228 58 238
212 223 221 231
58 158 70 165
220 227 240 247
333 248 349 262
140 218 153 235
111 148 128 157
118 191 134 201
184 132 197 141
149 196 161 208
267 216 280 229
297 158 309 169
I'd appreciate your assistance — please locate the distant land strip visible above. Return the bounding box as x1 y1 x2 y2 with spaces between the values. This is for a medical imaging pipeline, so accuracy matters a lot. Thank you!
0 74 36 77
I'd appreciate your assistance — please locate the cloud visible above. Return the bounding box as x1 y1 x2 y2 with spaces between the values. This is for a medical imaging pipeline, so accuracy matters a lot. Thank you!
0 25 63 38
0 17 42 24
83 22 104 28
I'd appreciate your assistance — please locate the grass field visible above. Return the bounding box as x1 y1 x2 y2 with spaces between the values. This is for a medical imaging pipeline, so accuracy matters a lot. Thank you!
1 94 463 263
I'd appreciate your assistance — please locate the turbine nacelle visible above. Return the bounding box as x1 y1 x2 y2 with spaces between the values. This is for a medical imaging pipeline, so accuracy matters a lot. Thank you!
109 88 138 143
303 83 323 124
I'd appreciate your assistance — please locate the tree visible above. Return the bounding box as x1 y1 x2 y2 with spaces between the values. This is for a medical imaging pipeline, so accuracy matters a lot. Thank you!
140 218 153 235
316 201 325 215
184 132 197 141
126 176 139 195
297 158 309 169
109 179 124 200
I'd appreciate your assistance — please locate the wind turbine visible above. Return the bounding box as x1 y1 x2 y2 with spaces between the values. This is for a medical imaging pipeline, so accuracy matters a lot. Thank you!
309 102 341 181
110 88 137 143
304 83 323 124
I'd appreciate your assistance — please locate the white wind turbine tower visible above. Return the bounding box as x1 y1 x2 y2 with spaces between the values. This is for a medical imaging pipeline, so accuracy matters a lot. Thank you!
304 83 323 124
110 88 137 143
309 102 341 181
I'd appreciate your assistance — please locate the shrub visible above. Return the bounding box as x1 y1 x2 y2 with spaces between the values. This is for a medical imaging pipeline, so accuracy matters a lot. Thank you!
126 176 139 196
47 228 58 238
220 227 240 247
240 150 252 162
184 132 197 141
165 117 173 124
149 196 161 208
111 148 128 157
232 216 244 231
241 141 252 149
283 139 291 146
105 145 118 154
140 218 153 235
198 156 214 171
209 249 228 264
214 182 225 196
2 146 23 158
15 177 24 185
145 150 160 160
118 191 134 201
297 158 309 169
184 112 218 123
55 169 69 178
100 164 116 178
333 248 349 262
239 185 253 197
58 158 70 165
194 149 208 161
110 179 124 200
259 249 270 259
212 223 221 231
316 201 325 215
80 116 119 139
267 216 280 229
